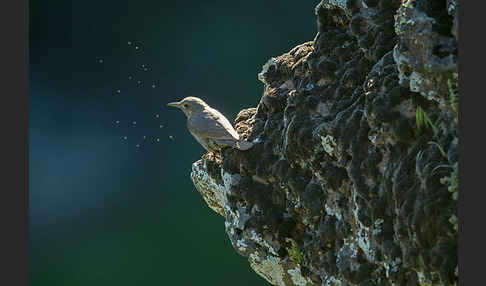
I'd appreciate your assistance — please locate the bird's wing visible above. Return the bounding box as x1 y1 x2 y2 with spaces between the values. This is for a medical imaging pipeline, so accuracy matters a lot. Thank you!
188 108 239 140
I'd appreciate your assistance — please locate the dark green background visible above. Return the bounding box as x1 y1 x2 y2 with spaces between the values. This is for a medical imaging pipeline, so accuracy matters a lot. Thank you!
30 0 317 285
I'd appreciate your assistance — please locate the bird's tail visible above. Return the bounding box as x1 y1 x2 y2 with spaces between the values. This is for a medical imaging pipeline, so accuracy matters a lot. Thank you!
237 139 254 151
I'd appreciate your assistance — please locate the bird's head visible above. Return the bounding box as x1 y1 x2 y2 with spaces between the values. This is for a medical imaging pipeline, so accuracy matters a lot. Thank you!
167 96 208 117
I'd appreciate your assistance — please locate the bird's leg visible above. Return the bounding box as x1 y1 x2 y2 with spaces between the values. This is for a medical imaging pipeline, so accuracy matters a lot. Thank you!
214 152 222 161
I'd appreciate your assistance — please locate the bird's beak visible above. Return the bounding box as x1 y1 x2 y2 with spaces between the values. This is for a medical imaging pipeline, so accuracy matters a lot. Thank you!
167 102 181 108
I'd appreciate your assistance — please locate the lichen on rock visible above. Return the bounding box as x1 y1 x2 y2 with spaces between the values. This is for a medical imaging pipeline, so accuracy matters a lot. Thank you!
190 1 458 285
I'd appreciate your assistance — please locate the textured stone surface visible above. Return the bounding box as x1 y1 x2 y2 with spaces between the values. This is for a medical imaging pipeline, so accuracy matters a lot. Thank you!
190 1 458 285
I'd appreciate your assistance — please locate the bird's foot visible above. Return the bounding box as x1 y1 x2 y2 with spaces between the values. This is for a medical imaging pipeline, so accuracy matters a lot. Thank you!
202 151 222 162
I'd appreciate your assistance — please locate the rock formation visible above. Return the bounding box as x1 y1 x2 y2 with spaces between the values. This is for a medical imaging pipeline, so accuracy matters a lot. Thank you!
191 0 458 285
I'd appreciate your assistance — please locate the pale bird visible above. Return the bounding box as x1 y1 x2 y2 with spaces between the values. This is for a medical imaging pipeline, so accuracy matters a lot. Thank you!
167 97 253 153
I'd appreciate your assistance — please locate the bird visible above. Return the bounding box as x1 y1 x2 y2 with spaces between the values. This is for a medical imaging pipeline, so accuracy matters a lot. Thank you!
167 97 253 153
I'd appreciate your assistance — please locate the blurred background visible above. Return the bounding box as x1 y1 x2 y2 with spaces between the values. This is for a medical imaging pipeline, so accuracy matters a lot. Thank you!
29 0 317 285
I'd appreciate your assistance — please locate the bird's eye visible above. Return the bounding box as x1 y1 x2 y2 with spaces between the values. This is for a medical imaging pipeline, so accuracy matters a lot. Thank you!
184 104 188 108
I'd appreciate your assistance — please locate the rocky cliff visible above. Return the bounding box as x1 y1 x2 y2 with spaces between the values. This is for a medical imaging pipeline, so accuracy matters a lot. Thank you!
191 0 458 285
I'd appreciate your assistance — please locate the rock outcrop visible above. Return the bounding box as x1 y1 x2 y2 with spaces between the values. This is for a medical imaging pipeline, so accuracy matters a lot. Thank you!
191 0 458 285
